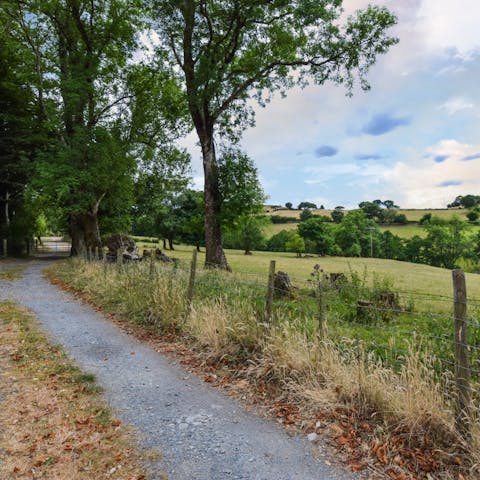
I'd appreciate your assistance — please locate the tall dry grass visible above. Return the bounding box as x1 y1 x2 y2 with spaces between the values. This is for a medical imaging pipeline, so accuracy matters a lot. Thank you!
48 257 479 475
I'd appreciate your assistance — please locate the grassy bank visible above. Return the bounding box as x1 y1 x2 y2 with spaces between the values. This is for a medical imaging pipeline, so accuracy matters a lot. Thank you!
0 302 153 480
48 257 480 478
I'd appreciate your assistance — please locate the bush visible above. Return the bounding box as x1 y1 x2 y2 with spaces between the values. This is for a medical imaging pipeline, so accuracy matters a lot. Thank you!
393 213 408 224
266 229 296 252
270 215 299 224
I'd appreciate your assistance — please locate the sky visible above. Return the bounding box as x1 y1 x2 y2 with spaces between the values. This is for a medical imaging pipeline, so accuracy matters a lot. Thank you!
184 0 480 209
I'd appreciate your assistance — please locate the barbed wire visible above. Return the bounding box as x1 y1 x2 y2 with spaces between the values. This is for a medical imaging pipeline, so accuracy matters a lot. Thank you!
78 255 480 355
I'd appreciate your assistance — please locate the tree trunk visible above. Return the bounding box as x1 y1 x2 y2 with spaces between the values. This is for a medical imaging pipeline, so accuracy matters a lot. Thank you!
5 191 10 226
168 238 174 251
70 209 102 256
200 131 230 270
70 215 86 256
163 238 167 250
83 211 102 250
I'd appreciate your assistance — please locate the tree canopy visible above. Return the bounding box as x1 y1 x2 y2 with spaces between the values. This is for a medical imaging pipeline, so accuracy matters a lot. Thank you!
151 0 398 268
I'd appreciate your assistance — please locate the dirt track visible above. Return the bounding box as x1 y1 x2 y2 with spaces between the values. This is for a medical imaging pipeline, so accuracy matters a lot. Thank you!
0 259 357 480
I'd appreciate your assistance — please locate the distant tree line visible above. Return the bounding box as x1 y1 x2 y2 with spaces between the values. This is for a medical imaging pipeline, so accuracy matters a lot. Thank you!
264 213 478 271
447 195 480 209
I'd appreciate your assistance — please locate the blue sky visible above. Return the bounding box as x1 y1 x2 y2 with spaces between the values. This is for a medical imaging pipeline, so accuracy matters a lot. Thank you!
185 0 480 209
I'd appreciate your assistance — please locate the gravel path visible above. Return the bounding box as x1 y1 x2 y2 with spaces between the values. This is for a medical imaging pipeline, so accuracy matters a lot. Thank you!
0 259 358 480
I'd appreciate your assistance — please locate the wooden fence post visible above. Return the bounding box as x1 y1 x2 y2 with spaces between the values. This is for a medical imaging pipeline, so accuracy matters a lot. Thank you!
149 248 156 282
103 250 108 279
452 269 471 439
186 249 197 315
265 260 276 323
116 247 123 271
317 282 327 340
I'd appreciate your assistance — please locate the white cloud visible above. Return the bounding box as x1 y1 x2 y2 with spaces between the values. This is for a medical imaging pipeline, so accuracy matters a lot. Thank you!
438 97 475 115
384 140 480 207
416 0 480 55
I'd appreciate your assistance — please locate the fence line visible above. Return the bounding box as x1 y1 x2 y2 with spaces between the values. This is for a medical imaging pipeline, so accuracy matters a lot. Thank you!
82 252 480 441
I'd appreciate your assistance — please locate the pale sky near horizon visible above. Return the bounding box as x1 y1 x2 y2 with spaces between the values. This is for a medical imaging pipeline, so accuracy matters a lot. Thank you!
183 0 480 209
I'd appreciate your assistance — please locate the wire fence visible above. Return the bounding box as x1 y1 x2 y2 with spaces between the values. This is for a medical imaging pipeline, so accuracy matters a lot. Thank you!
81 247 479 441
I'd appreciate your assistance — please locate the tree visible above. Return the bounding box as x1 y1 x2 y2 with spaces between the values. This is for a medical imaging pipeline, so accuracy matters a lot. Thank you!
179 190 205 251
335 210 380 257
423 217 471 269
285 202 293 210
380 230 405 260
285 232 305 258
447 195 480 209
133 147 191 246
218 148 266 229
225 214 266 255
393 213 408 224
403 235 426 264
459 195 480 209
266 229 296 252
299 208 313 222
0 7 54 254
382 199 399 209
419 213 432 225
298 202 317 210
298 217 334 255
467 209 479 222
331 207 344 224
152 1 397 268
358 201 383 222
5 0 147 254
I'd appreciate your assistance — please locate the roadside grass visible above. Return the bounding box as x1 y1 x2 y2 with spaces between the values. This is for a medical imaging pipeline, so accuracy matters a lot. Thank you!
0 302 155 480
0 263 28 280
48 257 480 478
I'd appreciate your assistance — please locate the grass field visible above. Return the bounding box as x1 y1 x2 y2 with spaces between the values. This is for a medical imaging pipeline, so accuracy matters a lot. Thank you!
136 242 480 302
380 224 426 238
263 222 298 237
264 207 468 222
265 208 333 218
396 208 467 221
265 222 429 239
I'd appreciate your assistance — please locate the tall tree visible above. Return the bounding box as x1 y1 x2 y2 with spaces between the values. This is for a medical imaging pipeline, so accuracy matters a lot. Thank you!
152 0 397 269
0 10 45 252
218 147 266 229
7 0 143 253
133 146 191 242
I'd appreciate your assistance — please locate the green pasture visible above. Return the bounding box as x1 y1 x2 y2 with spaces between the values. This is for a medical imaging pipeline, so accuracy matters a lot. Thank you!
263 222 298 237
266 223 432 240
396 208 467 221
380 224 426 238
135 240 480 306
264 207 468 222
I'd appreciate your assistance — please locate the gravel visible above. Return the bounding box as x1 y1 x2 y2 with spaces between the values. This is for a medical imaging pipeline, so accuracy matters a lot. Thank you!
0 259 358 480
